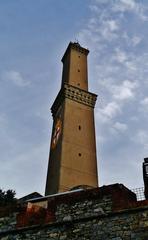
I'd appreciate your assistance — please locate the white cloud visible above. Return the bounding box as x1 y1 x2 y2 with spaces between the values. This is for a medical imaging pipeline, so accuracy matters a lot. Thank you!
111 80 137 101
96 101 121 123
108 20 119 31
89 5 100 14
116 0 137 11
114 48 128 63
140 97 148 112
102 102 121 118
113 121 128 132
125 61 137 71
2 70 30 87
131 36 142 46
141 97 148 106
113 50 138 74
101 20 119 40
112 0 148 21
122 32 142 47
132 130 148 149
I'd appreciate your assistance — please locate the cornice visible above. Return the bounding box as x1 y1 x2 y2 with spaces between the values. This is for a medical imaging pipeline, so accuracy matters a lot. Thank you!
51 84 97 117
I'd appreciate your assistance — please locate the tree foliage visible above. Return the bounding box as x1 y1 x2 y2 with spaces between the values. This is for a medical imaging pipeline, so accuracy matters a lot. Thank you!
0 189 16 206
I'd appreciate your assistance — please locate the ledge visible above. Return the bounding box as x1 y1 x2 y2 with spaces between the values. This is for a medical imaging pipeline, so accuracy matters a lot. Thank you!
51 83 97 117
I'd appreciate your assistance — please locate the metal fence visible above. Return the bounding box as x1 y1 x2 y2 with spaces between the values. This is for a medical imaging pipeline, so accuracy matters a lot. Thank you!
131 187 145 201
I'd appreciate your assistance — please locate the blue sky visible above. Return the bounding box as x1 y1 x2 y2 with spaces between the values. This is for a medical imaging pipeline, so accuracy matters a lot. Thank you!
0 0 148 197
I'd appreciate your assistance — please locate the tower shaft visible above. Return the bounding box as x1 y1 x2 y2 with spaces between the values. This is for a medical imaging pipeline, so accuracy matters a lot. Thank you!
45 42 98 195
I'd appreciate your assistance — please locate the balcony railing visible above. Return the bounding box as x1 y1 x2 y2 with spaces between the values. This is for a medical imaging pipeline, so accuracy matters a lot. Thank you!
131 187 145 201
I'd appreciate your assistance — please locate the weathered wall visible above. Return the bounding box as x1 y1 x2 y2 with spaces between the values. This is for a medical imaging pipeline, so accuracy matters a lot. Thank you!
0 213 16 232
0 184 148 240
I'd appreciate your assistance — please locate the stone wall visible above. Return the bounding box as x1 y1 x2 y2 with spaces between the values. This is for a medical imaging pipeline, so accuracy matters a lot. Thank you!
0 184 148 240
0 213 16 232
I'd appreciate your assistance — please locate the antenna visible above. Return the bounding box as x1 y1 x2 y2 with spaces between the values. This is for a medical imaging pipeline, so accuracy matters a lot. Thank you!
74 38 80 46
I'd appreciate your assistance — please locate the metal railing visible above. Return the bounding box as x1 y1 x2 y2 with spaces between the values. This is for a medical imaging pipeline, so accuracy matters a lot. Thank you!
131 187 145 201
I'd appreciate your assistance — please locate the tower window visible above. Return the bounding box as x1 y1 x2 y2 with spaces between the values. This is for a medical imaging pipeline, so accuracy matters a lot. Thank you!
78 69 80 72
79 153 82 157
79 125 81 130
78 55 80 58
77 83 80 86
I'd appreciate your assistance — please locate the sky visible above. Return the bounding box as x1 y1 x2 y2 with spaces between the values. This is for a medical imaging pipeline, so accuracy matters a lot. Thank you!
0 0 148 198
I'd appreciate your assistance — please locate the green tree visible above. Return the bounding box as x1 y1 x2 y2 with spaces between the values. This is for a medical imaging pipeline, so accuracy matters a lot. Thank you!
0 189 5 205
0 189 16 206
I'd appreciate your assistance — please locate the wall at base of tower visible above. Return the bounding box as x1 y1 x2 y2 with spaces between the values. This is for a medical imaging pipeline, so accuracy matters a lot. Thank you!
2 184 148 239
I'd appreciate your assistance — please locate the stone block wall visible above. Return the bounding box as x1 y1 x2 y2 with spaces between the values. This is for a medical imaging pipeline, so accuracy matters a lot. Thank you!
0 213 16 232
0 184 148 240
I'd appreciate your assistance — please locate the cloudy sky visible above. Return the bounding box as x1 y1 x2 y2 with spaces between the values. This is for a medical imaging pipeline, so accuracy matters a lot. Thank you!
0 0 148 197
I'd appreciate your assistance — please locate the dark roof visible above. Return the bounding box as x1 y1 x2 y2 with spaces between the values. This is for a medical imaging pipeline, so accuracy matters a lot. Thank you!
19 192 43 203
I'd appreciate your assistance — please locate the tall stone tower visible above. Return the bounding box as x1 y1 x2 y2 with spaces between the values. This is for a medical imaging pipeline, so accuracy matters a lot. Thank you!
45 42 98 195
